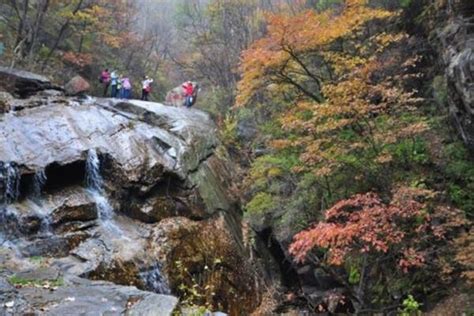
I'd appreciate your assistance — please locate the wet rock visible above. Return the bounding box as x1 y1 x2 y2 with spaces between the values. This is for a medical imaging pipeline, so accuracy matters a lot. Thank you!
20 233 89 258
2 187 97 237
188 155 234 216
65 76 90 96
0 99 218 186
0 92 13 113
0 73 262 314
127 196 176 223
40 89 64 97
50 188 97 227
0 274 178 316
12 267 61 284
0 66 56 98
149 216 260 315
126 293 178 316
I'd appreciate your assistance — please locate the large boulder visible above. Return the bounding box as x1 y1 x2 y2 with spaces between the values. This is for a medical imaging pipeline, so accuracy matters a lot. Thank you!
438 0 474 148
149 216 260 315
64 75 90 96
0 270 178 316
0 83 263 313
0 66 58 98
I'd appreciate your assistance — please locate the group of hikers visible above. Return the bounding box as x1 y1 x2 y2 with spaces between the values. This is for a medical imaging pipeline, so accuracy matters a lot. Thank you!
99 69 198 107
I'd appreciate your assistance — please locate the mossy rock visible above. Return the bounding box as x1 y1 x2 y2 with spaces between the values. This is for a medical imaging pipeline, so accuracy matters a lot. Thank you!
150 217 261 315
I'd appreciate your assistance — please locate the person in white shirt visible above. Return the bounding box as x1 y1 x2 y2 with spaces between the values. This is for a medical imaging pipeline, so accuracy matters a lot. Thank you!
141 76 154 101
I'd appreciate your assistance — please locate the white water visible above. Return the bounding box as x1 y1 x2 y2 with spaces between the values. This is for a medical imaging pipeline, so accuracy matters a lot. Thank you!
85 149 123 235
32 169 47 201
4 163 20 204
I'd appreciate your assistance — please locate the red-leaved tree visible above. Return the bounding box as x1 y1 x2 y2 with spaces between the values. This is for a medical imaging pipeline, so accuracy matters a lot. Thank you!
289 187 466 312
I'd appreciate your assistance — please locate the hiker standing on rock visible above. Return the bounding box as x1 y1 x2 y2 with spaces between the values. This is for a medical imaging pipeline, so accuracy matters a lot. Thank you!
100 69 111 97
122 76 132 99
182 81 195 108
116 74 123 99
141 76 153 101
110 71 118 98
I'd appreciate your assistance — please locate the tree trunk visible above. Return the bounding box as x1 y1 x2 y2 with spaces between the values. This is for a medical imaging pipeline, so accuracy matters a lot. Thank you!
41 0 85 69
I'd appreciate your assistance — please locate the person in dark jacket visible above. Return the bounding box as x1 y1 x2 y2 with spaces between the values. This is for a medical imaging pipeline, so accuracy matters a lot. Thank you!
100 69 111 97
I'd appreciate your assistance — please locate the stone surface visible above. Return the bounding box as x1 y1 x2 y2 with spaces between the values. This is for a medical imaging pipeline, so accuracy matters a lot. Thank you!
64 75 90 96
0 92 13 113
0 274 178 316
438 0 474 148
149 216 259 315
0 66 57 98
0 99 218 183
0 70 262 314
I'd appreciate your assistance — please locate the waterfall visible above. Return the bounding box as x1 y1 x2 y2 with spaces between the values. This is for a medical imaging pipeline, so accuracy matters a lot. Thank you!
86 149 113 221
2 162 20 204
86 149 103 192
32 169 47 200
32 169 51 233
140 263 171 294
85 149 121 233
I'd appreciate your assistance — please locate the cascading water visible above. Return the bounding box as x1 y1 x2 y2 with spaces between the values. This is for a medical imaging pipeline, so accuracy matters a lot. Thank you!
139 263 171 295
32 169 47 200
86 149 103 192
0 163 22 256
85 149 122 234
86 149 113 221
2 162 20 204
31 169 52 232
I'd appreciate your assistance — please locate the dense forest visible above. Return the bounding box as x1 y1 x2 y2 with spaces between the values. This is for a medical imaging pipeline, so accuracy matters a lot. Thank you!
0 0 473 315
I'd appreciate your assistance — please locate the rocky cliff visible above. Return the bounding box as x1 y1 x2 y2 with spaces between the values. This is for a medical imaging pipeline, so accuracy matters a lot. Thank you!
0 68 261 315
438 0 474 147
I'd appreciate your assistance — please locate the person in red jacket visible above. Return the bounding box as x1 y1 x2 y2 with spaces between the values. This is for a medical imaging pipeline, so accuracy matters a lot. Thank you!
182 81 195 108
100 69 111 97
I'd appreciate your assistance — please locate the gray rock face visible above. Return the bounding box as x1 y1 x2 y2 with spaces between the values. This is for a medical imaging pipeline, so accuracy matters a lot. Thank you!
0 77 261 313
0 273 178 316
0 66 59 98
0 99 218 185
438 0 474 147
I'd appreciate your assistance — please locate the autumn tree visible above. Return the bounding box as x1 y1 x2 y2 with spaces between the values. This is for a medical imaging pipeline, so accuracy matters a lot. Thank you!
236 0 394 107
242 0 426 221
289 188 466 312
241 1 473 312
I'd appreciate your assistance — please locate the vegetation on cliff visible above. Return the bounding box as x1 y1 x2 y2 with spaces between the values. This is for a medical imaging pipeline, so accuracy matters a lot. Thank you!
1 0 473 314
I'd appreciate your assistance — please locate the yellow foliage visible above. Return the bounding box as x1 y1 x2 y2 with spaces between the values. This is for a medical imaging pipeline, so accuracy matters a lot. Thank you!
236 0 395 107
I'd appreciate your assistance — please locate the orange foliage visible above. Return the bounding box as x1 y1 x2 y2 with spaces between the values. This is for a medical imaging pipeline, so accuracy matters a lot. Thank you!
236 0 395 107
289 187 467 273
62 51 93 68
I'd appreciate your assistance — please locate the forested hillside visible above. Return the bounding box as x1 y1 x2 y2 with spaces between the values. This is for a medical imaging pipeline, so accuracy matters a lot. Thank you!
0 0 473 315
